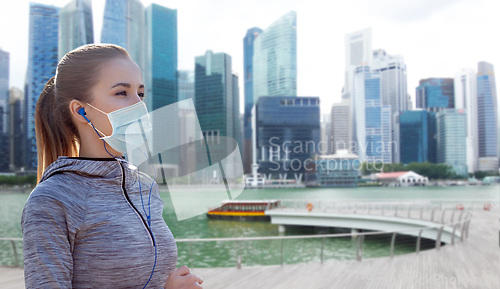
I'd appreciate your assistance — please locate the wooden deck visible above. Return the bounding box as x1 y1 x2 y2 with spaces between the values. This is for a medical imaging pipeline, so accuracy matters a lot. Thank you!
2 210 498 288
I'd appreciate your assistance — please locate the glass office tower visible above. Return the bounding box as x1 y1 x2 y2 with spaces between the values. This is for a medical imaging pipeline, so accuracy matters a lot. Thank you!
195 51 241 179
436 109 468 176
58 0 94 60
0 48 8 171
476 61 499 172
353 66 392 163
253 11 297 102
101 0 145 70
0 48 8 135
243 27 263 173
178 70 194 104
399 110 428 164
416 78 455 109
145 3 177 111
26 3 60 169
255 96 320 181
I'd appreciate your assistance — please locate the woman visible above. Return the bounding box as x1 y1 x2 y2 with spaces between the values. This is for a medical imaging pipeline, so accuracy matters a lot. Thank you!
20 44 203 289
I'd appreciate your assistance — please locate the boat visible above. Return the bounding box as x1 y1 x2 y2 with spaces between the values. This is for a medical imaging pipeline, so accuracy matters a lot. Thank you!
206 200 281 221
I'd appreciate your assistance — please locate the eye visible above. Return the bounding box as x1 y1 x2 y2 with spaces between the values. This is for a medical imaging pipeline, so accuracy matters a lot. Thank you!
116 91 127 96
139 92 145 99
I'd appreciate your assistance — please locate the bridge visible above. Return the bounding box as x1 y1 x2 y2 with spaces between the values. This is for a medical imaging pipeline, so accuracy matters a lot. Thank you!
265 200 471 244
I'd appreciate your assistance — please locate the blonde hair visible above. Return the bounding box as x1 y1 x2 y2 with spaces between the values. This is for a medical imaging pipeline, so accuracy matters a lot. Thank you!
35 44 130 183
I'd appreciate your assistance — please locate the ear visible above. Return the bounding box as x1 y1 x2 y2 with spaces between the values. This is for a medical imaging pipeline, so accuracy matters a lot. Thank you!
69 99 89 124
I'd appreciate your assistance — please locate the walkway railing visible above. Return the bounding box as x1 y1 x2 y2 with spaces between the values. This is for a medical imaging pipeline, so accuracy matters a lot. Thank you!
174 202 473 268
0 202 474 268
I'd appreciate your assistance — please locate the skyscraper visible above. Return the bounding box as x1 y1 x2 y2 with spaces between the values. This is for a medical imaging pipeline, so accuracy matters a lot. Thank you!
58 0 94 60
345 28 372 97
436 109 468 176
26 3 60 169
0 48 9 171
399 110 428 164
331 96 350 154
253 11 297 102
372 49 408 163
178 70 194 104
243 27 263 174
0 48 9 135
372 49 408 114
144 3 177 111
416 78 454 109
195 50 240 177
254 96 320 181
9 87 24 171
454 68 478 173
232 72 242 158
476 61 499 172
352 66 392 163
101 0 145 71
321 113 332 154
345 28 372 149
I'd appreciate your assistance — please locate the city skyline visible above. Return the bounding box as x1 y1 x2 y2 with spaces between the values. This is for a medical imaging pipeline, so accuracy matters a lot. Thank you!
0 0 498 115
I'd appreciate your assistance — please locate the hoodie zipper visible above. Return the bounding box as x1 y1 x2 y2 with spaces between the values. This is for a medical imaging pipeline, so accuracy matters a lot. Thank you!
118 160 156 247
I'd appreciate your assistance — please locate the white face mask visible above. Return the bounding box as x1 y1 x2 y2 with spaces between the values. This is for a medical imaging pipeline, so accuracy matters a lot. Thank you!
86 101 152 153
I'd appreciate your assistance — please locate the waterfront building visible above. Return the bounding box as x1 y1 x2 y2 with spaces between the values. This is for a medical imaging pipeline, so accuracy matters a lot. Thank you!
58 0 94 60
253 96 320 182
374 171 428 186
307 150 359 187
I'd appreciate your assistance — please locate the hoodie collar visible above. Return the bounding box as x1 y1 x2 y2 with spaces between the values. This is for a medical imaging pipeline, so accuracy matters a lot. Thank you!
39 155 139 189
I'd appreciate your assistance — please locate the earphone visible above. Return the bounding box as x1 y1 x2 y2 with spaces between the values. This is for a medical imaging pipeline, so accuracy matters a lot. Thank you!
78 106 157 289
78 107 91 123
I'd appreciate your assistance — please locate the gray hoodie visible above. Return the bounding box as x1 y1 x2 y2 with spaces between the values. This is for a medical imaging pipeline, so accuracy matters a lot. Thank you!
21 156 178 288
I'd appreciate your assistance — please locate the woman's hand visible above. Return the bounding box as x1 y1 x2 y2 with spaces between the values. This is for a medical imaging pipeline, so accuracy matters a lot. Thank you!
164 265 204 289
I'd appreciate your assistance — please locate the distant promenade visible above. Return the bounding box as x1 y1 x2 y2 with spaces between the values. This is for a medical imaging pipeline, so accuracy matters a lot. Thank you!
1 209 498 288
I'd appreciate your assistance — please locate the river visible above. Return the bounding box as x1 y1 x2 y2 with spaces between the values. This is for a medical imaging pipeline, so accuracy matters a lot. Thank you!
1 185 498 267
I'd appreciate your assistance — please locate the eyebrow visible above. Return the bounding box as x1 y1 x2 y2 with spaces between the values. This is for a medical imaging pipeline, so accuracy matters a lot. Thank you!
110 83 145 89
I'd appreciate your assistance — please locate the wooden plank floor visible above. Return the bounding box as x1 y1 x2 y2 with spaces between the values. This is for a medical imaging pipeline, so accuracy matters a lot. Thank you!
2 210 498 288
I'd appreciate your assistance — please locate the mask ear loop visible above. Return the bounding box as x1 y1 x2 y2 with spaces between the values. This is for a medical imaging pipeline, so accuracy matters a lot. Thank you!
83 112 117 159
85 103 112 139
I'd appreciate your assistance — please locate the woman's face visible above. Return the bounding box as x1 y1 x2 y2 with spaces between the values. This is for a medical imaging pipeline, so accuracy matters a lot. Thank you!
85 57 145 138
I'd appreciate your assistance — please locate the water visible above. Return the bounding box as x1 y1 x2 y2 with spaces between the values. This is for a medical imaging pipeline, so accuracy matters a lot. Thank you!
1 185 498 267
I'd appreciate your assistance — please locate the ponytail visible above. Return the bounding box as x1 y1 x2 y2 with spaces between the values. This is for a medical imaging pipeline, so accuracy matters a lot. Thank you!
35 76 79 183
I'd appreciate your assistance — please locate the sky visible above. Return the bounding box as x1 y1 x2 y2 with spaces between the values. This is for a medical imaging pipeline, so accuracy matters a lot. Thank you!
0 0 499 116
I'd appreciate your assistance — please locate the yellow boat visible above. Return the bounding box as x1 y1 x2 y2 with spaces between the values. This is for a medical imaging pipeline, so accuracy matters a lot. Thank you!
206 200 281 221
